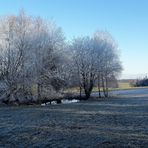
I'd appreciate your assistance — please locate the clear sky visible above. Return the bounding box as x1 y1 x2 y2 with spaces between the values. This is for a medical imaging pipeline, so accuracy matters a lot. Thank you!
0 0 148 79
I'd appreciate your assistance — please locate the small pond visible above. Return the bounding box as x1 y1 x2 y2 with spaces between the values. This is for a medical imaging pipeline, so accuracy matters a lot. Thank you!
41 99 80 106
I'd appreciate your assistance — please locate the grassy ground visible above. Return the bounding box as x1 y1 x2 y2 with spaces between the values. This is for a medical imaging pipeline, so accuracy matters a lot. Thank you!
113 82 148 91
0 91 148 147
67 82 148 94
118 82 131 89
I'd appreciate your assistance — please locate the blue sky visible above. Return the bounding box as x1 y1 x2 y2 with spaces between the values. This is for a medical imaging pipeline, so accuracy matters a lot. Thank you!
0 0 148 79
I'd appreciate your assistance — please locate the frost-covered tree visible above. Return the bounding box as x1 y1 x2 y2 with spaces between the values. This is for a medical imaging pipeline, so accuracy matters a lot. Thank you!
0 12 34 103
71 37 97 99
0 11 66 104
31 17 66 101
93 31 122 97
71 31 122 99
0 11 122 104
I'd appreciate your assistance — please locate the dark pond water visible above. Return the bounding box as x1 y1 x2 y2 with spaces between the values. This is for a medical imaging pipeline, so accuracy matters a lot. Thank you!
41 99 80 106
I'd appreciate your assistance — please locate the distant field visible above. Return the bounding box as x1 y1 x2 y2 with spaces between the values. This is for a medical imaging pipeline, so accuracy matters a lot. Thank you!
117 81 148 90
92 82 132 92
66 82 131 93
118 82 131 88
66 81 148 94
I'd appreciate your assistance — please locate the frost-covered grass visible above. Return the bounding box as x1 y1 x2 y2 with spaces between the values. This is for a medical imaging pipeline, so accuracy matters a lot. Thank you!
0 89 148 147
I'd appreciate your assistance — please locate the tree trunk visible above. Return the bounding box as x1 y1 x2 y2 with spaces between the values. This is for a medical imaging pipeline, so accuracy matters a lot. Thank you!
102 75 106 97
105 77 109 97
79 85 82 99
85 90 91 99
84 80 93 99
37 83 42 101
98 74 101 98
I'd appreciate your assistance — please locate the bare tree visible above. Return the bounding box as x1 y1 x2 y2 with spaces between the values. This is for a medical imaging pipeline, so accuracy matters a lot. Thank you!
93 31 122 97
71 31 122 99
71 37 97 99
0 11 122 104
0 11 66 104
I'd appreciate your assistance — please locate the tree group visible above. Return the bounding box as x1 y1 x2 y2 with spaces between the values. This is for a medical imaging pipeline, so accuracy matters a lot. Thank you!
0 11 122 104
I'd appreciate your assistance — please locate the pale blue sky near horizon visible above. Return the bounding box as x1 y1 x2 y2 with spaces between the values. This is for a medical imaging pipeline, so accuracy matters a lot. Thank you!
0 0 148 79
